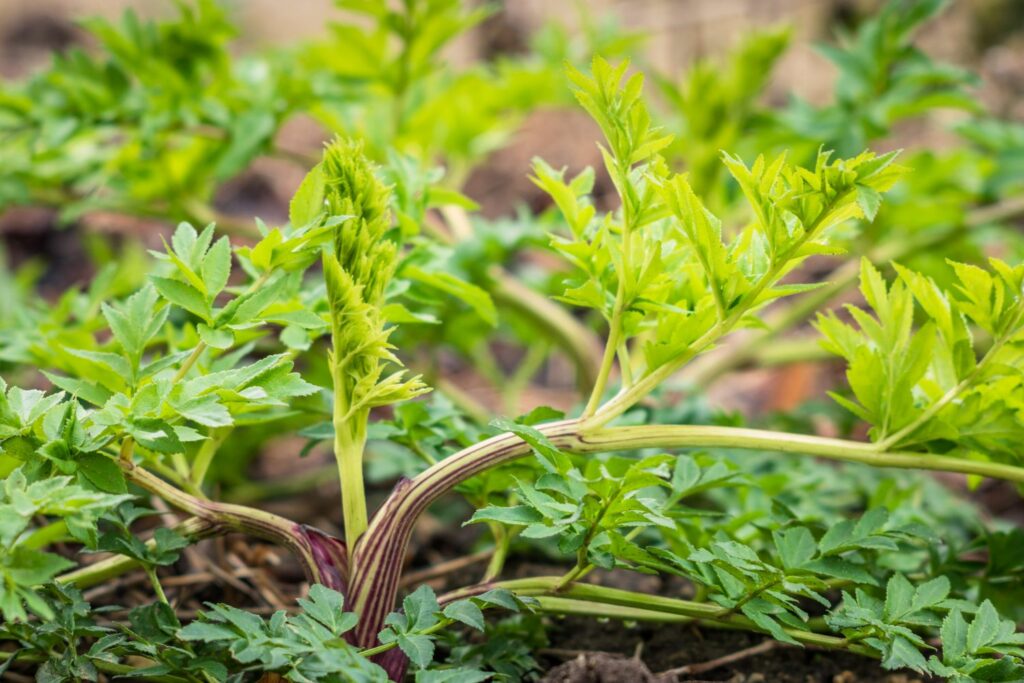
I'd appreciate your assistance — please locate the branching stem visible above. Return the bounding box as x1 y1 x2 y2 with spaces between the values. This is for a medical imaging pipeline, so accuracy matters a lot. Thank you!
444 578 876 657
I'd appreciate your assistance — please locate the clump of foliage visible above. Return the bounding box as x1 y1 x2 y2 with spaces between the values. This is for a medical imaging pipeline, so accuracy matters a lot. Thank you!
2 1 1024 681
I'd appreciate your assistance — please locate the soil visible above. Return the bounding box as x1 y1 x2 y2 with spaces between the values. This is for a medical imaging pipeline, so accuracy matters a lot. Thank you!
539 617 929 683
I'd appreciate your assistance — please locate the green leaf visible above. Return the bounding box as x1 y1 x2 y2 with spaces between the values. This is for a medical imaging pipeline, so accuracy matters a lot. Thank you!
197 323 235 350
201 236 232 298
474 589 522 612
911 576 949 612
7 548 74 586
803 557 877 586
774 527 816 570
941 608 968 662
290 163 326 227
63 348 131 380
152 276 211 322
397 633 435 669
855 184 883 220
41 373 111 407
740 602 800 646
442 600 485 631
77 453 127 494
172 396 232 428
297 584 357 635
884 573 916 621
489 417 570 473
415 669 490 683
220 274 287 326
128 418 184 454
967 600 1000 652
404 266 497 326
150 528 189 565
467 505 543 526
403 584 440 632
102 286 167 363
178 621 237 642
884 635 929 672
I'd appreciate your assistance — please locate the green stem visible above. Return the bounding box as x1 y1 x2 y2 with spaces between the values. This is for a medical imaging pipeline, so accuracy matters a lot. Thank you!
583 309 623 418
530 595 694 623
587 320 722 427
145 565 170 605
348 417 1024 649
553 489 622 590
482 523 512 582
359 618 454 659
58 517 216 589
586 187 860 426
0 651 188 683
450 578 874 656
579 424 1024 483
334 359 369 553
116 460 334 585
560 526 643 588
22 520 70 550
172 342 206 384
713 577 780 618
584 180 636 417
191 427 230 489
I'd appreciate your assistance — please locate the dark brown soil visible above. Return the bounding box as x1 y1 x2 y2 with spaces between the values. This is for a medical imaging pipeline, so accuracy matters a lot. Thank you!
540 616 928 683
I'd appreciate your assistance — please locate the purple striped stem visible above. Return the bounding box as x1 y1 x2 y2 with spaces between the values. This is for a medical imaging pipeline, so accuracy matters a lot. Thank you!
345 419 583 647
115 422 1024 682
341 419 1024 663
121 461 348 590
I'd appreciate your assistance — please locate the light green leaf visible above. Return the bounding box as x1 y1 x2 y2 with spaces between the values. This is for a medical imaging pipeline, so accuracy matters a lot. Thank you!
152 276 211 323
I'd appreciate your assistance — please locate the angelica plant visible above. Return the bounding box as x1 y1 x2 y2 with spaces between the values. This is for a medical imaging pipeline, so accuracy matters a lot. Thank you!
660 0 1024 386
3 51 1024 683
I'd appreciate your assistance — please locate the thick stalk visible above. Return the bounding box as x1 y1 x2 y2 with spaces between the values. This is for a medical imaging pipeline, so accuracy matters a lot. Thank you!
345 419 581 646
581 425 1024 482
345 419 1024 651
63 420 1024 601
333 357 369 553
120 459 349 591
